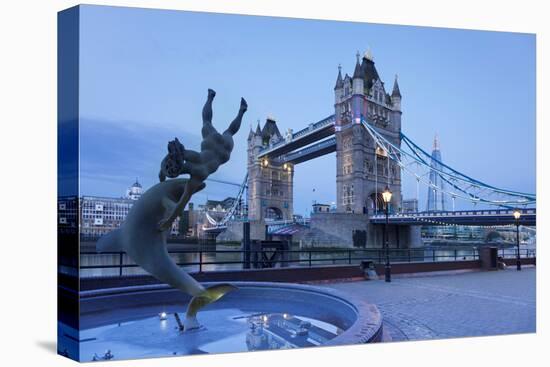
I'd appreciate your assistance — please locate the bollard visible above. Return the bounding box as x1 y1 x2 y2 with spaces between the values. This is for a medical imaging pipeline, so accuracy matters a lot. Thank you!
173 313 184 331
242 221 251 269
119 252 123 277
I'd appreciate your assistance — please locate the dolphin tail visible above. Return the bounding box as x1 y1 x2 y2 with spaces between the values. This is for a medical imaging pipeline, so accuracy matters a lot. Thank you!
97 229 123 252
184 283 238 329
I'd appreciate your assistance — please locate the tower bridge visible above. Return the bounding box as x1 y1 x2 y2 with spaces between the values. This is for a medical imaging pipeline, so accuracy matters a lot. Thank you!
208 50 535 248
249 50 404 224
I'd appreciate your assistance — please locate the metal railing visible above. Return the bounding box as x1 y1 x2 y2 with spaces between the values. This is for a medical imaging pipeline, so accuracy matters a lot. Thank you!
371 208 537 219
73 247 535 279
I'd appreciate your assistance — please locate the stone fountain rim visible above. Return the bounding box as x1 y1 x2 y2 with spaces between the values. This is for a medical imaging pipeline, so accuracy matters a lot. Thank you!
79 281 383 345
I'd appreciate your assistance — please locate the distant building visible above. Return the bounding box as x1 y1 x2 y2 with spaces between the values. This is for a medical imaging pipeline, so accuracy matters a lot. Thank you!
177 203 199 238
426 134 446 211
402 199 418 213
422 225 485 242
59 179 185 239
312 203 331 214
125 178 143 200
79 195 135 238
58 196 78 231
423 135 448 239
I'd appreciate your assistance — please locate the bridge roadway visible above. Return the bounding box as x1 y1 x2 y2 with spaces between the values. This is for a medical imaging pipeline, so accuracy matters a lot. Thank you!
204 208 536 235
276 137 336 165
257 115 335 159
369 208 536 226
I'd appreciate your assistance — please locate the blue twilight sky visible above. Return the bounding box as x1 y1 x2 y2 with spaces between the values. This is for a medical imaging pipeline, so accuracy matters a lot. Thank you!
78 5 536 214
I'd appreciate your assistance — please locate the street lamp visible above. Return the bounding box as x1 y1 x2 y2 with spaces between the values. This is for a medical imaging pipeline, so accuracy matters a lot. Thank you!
382 186 393 282
513 209 521 271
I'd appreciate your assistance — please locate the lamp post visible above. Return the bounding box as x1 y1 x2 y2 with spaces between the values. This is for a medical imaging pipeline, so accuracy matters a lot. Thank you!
513 209 521 271
382 186 393 282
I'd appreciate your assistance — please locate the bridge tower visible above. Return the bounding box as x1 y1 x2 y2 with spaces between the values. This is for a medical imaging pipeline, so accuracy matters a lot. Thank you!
247 118 294 222
334 51 403 214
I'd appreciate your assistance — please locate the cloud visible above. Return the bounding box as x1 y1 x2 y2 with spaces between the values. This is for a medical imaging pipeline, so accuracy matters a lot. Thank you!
78 117 247 201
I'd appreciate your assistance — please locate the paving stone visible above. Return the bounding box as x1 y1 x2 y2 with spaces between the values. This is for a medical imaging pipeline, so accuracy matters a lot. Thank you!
322 268 536 342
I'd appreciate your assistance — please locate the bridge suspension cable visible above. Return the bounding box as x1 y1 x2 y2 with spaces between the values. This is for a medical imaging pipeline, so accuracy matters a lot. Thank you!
205 177 242 187
401 134 534 199
360 119 535 209
204 173 248 227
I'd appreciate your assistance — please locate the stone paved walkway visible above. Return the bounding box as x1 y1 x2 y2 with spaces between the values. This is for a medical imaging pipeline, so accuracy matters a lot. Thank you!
322 267 536 342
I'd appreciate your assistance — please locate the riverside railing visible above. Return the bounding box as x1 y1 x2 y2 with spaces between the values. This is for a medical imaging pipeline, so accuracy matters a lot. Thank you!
74 247 536 279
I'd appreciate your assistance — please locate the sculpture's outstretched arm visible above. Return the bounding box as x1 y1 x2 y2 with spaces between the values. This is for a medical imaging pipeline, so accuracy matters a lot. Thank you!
224 98 248 136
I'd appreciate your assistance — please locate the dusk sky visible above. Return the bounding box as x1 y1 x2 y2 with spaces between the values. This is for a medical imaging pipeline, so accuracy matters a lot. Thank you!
79 5 536 214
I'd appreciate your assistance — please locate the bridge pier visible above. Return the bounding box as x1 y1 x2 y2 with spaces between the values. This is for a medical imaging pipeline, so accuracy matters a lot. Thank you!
287 212 420 249
217 220 270 242
218 214 423 249
367 223 422 249
407 225 423 248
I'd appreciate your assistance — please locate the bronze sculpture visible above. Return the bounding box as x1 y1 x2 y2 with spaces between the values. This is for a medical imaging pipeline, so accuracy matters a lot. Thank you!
158 88 247 231
98 89 247 330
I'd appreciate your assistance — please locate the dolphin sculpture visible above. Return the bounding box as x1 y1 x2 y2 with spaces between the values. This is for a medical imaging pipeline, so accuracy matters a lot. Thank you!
96 178 237 330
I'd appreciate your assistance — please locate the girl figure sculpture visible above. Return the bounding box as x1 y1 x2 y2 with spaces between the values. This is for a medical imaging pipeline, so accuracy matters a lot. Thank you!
158 88 247 231
98 89 247 331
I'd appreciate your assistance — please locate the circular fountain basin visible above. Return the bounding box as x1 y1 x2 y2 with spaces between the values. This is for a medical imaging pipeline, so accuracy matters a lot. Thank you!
74 282 382 361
